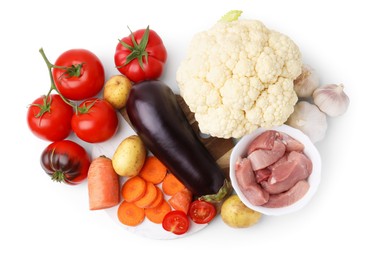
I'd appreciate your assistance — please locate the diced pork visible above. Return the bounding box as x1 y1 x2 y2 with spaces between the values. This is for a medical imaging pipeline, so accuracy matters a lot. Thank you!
263 180 310 208
255 168 271 183
278 132 305 152
261 158 310 194
247 130 279 155
268 153 289 171
235 158 269 206
236 130 313 209
235 157 255 187
241 186 270 206
288 151 313 174
248 139 286 171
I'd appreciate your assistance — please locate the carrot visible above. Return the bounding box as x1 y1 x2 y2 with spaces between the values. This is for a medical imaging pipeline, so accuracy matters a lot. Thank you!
145 200 171 224
139 156 168 184
121 176 147 202
168 188 192 214
134 182 158 208
88 156 120 210
162 173 185 196
146 186 164 209
117 201 145 226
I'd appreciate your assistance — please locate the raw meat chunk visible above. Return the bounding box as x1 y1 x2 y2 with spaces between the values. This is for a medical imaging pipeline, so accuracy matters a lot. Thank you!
263 180 310 208
248 139 286 171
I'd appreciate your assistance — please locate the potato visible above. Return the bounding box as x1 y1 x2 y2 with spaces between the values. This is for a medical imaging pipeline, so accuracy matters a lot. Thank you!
221 194 261 228
112 135 146 177
103 75 132 110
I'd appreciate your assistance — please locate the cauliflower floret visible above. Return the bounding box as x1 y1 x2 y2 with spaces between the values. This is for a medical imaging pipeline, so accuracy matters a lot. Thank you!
176 17 302 138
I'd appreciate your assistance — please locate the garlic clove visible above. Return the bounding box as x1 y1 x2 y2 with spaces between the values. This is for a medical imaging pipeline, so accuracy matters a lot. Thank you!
293 64 320 98
286 101 327 143
312 83 350 117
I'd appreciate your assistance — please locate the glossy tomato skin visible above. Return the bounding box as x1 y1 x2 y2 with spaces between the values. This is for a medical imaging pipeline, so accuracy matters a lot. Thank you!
71 98 118 143
162 210 190 235
114 28 167 83
40 140 90 185
189 200 216 224
53 49 105 100
27 94 73 141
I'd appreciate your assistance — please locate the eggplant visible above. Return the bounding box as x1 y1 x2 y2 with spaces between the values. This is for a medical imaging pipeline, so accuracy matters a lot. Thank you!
126 80 231 201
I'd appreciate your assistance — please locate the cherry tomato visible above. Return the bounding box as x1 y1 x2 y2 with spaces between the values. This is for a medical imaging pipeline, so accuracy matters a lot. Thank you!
27 94 73 141
188 200 216 224
40 140 90 185
71 98 118 143
52 49 105 100
114 26 167 83
162 210 190 235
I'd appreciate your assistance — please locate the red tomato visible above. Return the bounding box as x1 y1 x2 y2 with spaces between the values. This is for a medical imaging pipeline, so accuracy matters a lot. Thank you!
114 26 167 83
188 200 216 224
40 140 90 185
27 94 73 141
162 210 190 235
52 49 105 100
71 98 118 143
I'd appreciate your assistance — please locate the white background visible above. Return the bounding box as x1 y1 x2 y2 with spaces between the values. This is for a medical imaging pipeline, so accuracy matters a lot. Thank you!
1 0 375 259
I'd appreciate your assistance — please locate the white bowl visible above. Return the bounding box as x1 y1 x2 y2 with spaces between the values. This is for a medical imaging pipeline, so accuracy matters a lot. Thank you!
229 124 321 216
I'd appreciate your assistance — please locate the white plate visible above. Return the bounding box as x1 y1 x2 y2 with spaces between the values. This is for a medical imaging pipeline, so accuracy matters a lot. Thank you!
91 111 207 239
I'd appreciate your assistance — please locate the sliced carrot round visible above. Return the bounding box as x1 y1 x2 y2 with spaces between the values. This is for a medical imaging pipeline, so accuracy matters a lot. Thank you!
139 156 168 184
121 176 147 202
162 173 185 196
134 182 158 208
117 201 145 227
145 200 171 224
146 186 164 209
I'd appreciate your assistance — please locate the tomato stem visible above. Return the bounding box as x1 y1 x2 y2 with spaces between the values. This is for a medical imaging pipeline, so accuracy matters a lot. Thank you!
117 26 150 71
39 48 78 113
76 99 98 114
51 170 66 183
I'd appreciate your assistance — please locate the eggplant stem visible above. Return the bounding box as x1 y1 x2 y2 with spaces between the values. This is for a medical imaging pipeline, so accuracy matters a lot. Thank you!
199 179 233 203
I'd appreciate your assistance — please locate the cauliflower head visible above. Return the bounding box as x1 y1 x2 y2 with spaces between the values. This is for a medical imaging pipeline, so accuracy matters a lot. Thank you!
176 18 302 138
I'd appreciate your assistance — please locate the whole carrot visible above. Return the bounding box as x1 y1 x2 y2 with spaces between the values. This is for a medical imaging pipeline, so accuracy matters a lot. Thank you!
88 156 120 210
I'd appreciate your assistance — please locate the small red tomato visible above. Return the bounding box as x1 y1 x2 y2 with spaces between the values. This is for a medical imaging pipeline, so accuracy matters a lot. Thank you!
188 200 216 224
52 49 105 101
71 98 118 143
114 26 167 83
162 210 190 235
40 140 90 185
27 94 73 141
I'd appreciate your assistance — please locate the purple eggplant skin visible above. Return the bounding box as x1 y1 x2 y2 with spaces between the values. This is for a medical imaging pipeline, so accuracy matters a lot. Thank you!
126 80 226 197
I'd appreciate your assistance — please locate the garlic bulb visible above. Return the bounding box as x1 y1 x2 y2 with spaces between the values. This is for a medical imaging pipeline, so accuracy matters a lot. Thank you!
293 64 320 98
286 101 327 143
312 84 350 117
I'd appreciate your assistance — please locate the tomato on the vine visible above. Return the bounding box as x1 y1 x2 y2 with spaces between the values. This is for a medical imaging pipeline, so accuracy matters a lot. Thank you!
27 94 73 141
188 200 216 224
114 26 167 83
52 49 105 101
40 140 90 185
71 98 118 143
162 210 190 235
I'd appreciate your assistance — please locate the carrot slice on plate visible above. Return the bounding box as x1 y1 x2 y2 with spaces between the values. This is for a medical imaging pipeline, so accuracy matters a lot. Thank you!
117 201 145 226
121 176 147 203
162 173 186 196
146 186 164 209
134 182 158 208
139 156 168 184
145 200 171 224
